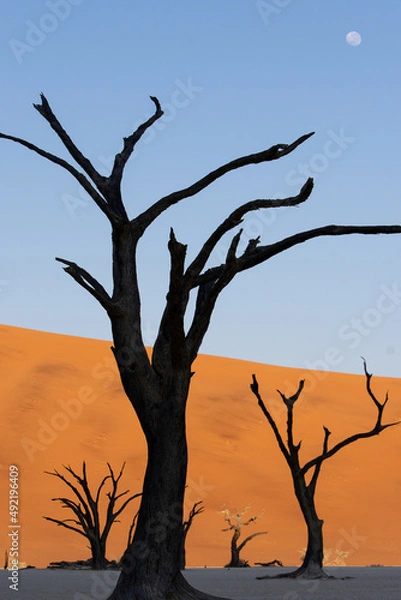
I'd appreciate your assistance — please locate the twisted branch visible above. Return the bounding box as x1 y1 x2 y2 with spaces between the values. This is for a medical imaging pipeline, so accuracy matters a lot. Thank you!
196 224 401 287
135 132 315 232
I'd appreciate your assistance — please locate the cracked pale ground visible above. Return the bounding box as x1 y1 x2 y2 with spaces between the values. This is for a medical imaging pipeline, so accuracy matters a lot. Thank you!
1 568 401 600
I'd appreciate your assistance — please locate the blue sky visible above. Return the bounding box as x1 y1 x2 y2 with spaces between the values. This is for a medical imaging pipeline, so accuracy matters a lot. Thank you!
0 0 400 377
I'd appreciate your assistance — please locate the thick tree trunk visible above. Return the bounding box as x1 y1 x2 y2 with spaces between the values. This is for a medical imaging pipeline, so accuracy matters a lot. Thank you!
106 230 230 598
259 480 328 581
108 396 187 599
224 531 248 568
293 482 327 578
179 535 186 571
295 514 325 578
107 380 229 599
90 537 107 570
283 482 328 579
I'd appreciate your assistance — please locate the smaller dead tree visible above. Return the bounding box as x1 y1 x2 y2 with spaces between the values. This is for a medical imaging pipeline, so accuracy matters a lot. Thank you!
250 358 399 580
219 506 268 567
43 462 141 569
180 500 205 570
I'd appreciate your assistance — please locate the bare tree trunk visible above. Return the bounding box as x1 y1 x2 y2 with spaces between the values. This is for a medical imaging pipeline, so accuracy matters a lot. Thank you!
291 482 326 578
109 397 187 598
301 517 324 577
105 227 229 599
259 475 326 579
225 530 248 567
179 538 186 572
90 536 107 570
108 379 227 599
228 530 240 567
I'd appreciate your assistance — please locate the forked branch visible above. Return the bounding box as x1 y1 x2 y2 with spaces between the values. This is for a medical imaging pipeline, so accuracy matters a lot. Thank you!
309 426 331 494
277 380 305 457
250 374 290 462
196 224 401 287
0 131 117 220
110 96 163 187
43 515 88 537
301 360 400 475
183 500 205 537
33 93 107 192
1 94 164 223
55 257 117 314
250 361 399 481
184 177 314 284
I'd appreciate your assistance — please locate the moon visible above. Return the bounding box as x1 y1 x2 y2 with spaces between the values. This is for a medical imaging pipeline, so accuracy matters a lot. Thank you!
346 31 362 46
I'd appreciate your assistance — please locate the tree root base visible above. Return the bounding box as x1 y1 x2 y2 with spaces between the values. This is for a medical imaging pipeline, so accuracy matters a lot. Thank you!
257 568 334 580
107 572 233 600
169 572 232 600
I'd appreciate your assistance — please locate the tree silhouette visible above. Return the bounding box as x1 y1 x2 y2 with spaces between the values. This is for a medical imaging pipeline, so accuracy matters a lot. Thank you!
1 95 401 598
250 358 399 579
219 506 267 567
180 500 205 570
43 462 140 569
124 511 139 560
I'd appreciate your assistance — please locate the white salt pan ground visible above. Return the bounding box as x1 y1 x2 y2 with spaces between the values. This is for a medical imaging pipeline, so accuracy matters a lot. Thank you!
1 567 400 599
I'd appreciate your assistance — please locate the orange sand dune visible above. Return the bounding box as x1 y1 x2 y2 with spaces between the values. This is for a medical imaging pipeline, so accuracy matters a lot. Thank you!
0 325 400 568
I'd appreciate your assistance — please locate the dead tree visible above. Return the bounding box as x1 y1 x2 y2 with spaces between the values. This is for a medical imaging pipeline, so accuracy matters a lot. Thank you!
180 501 205 570
219 506 268 567
43 462 140 569
250 358 399 579
1 95 401 599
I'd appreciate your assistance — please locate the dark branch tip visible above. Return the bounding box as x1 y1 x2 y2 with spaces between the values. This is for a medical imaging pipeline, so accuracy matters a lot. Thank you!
33 93 51 115
301 177 314 198
250 373 259 393
149 95 163 115
361 356 371 376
